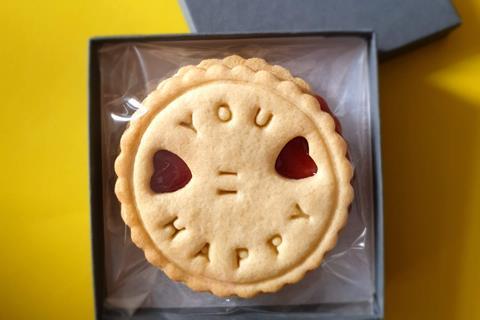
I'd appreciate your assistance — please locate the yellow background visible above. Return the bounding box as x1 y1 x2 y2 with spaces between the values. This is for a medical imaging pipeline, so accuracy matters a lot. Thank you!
0 0 478 319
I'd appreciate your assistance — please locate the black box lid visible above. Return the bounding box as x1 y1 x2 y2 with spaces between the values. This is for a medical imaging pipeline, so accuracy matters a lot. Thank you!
180 0 460 57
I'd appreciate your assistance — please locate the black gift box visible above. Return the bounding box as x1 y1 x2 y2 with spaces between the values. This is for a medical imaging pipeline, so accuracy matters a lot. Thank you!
89 32 384 320
180 0 460 58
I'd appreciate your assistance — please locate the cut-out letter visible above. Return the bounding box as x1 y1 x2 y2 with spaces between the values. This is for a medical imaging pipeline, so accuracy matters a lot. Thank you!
179 113 197 133
289 203 310 220
217 104 232 122
254 107 273 128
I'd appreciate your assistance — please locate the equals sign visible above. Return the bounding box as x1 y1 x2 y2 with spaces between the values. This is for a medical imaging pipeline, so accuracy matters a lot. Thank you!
217 170 238 195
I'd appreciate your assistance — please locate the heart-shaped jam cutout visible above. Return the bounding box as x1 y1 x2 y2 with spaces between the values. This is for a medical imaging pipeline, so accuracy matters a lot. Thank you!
315 95 342 134
275 136 318 179
150 150 192 193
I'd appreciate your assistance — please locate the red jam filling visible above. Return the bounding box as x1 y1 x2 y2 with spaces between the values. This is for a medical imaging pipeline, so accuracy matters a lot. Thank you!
275 136 318 179
316 95 351 162
149 96 340 188
150 150 192 193
315 95 342 134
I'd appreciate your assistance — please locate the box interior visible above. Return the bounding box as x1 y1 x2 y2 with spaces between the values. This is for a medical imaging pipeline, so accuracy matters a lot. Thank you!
89 32 383 320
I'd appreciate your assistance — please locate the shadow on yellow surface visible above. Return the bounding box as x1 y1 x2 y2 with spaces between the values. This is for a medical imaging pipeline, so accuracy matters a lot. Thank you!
381 1 480 319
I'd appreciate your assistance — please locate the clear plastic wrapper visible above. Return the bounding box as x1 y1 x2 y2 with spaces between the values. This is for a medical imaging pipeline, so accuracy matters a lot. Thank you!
98 36 375 317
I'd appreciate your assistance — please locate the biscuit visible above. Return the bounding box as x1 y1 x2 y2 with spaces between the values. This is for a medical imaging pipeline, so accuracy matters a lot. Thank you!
115 55 353 298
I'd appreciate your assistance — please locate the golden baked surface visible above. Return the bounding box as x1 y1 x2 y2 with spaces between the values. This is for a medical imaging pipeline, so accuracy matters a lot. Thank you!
115 55 353 298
